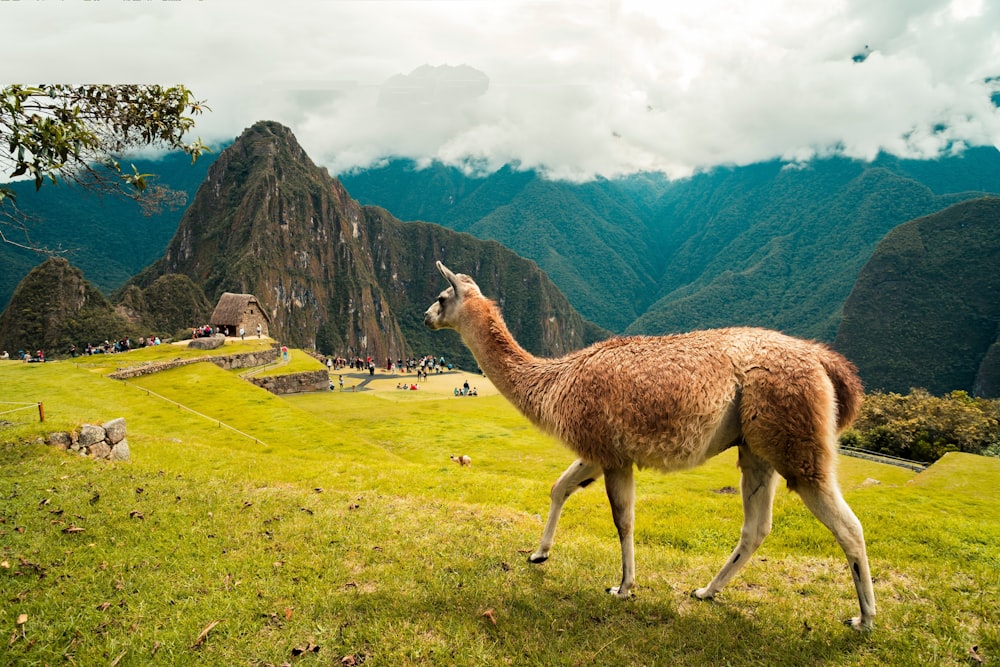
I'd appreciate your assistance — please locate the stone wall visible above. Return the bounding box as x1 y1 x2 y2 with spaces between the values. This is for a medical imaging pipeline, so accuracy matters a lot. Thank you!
105 345 330 396
107 347 280 380
212 348 280 370
46 417 130 461
249 370 330 395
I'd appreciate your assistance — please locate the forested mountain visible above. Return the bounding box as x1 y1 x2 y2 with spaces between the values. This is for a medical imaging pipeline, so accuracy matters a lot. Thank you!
342 163 665 332
342 148 1000 340
4 123 999 393
836 197 1000 397
0 257 131 355
0 151 214 310
632 158 989 340
8 140 998 345
0 257 215 356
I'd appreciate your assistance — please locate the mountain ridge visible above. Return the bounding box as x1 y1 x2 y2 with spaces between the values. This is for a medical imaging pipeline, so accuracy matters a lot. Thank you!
341 148 1000 340
4 126 1000 394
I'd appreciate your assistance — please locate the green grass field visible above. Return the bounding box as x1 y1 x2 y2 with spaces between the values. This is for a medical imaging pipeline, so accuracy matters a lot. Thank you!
1 348 998 666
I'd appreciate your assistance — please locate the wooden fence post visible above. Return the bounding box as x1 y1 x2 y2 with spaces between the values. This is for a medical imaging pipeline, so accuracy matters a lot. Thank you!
38 401 44 422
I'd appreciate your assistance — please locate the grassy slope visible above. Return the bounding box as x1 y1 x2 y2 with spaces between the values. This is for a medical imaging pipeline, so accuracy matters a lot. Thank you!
1 352 997 666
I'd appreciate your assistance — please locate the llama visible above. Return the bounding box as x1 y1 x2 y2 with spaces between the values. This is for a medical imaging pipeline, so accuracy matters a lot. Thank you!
451 454 472 466
424 261 875 630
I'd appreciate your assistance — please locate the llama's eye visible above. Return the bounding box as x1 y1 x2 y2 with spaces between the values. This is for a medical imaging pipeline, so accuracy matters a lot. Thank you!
438 296 446 305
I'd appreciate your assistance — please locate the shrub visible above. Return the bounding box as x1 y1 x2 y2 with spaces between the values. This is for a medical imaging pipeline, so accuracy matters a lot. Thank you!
843 388 1000 463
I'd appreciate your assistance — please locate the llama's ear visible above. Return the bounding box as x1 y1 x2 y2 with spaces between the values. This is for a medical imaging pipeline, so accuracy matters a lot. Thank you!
437 261 460 292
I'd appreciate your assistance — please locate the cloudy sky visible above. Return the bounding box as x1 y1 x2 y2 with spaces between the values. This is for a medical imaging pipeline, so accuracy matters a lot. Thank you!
5 0 999 180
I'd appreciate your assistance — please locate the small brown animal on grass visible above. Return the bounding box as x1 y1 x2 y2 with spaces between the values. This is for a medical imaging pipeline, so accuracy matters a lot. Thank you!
450 454 472 467
425 261 875 630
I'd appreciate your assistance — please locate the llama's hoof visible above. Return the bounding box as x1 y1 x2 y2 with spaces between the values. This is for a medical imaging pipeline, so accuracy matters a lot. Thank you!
844 616 874 631
527 553 548 564
691 587 715 600
606 586 633 599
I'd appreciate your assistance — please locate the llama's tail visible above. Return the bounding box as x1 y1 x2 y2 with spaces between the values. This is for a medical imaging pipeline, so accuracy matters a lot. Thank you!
820 348 864 431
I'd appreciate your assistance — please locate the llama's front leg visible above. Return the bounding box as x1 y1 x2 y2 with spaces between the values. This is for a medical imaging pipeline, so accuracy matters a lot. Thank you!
529 459 603 563
603 465 636 598
694 448 778 600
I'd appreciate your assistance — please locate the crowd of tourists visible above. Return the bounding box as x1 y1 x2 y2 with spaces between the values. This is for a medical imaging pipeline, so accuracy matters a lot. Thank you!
1 335 166 363
192 323 262 339
322 354 450 377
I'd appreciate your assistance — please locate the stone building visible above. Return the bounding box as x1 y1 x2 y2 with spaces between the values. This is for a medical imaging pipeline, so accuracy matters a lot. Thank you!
210 293 271 338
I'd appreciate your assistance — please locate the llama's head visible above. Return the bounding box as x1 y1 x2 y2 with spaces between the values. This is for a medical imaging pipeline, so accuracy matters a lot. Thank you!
424 261 482 331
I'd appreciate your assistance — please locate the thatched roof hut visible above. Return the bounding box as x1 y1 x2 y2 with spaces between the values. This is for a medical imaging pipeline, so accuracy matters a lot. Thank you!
211 293 271 338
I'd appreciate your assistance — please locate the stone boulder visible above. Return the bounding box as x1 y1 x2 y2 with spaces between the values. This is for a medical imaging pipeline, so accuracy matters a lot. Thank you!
103 417 127 444
48 431 72 450
188 335 225 351
78 424 106 447
89 441 111 459
110 439 130 462
249 370 330 395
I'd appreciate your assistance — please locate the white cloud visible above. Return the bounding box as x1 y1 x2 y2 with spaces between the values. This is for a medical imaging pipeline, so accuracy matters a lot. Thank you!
4 0 998 180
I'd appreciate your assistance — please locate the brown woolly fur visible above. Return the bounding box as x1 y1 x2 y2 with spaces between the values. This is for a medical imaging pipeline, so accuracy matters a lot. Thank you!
426 262 876 631
435 285 859 481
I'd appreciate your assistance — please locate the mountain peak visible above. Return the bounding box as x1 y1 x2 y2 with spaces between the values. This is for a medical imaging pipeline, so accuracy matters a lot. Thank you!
235 120 308 160
0 257 128 354
122 121 597 365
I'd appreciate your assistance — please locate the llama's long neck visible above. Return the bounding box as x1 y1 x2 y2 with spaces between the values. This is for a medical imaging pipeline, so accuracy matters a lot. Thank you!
458 297 546 414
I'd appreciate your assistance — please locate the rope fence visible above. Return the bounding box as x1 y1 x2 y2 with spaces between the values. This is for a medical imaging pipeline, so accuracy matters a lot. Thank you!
115 379 268 447
0 401 44 421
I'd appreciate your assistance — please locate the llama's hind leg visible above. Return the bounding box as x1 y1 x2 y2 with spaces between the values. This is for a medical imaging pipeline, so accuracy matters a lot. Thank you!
694 447 778 600
529 459 603 563
795 481 876 630
604 465 636 598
